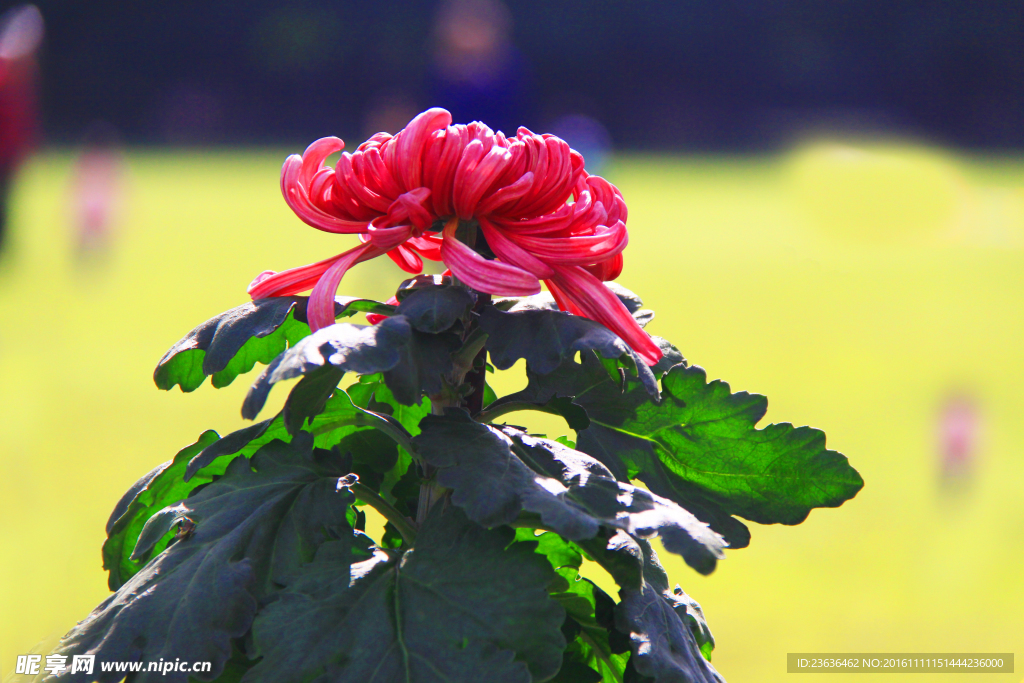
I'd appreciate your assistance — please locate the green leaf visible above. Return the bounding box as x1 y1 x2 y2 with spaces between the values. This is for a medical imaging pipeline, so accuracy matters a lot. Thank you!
55 435 356 683
393 283 476 333
244 505 566 683
359 373 433 436
478 306 658 397
103 430 227 589
186 388 413 483
412 412 726 574
507 428 726 575
514 530 630 683
242 316 458 417
496 351 862 544
282 366 346 434
554 593 630 683
613 541 724 683
154 296 395 393
575 363 864 526
362 377 432 508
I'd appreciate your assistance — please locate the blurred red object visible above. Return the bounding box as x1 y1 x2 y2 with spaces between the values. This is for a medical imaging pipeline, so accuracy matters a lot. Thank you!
938 393 979 481
0 5 43 247
70 122 125 255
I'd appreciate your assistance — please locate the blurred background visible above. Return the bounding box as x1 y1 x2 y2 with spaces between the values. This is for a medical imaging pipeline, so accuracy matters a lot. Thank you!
0 1 1022 681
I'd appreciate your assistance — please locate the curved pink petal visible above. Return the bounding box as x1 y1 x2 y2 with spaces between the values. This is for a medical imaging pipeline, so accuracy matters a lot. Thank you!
546 278 586 317
478 218 554 279
429 126 467 217
476 170 535 216
335 153 392 214
407 234 444 261
357 132 392 152
391 187 435 231
386 244 424 274
359 146 403 200
299 137 345 186
366 220 414 251
450 139 487 217
441 219 540 296
548 265 661 365
281 154 368 234
307 242 388 331
453 145 513 218
247 253 344 299
490 204 576 235
506 221 627 265
584 253 624 281
394 108 452 190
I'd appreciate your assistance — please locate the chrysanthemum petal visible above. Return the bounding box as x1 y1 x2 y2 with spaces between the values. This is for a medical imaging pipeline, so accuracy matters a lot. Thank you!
584 253 624 281
394 108 452 190
548 265 662 365
408 234 444 261
507 220 627 265
307 242 387 331
454 145 513 218
281 154 368 234
479 218 554 279
441 219 541 296
475 171 535 215
300 136 345 186
247 253 343 299
386 244 424 274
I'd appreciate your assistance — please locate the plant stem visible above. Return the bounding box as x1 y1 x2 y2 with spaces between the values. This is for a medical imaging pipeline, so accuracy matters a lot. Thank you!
349 482 417 545
578 630 624 683
475 400 563 424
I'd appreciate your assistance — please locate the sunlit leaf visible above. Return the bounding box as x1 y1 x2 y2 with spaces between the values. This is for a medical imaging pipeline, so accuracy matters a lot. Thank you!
155 296 395 392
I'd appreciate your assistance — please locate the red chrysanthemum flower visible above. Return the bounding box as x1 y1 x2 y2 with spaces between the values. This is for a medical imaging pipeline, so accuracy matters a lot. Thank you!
248 108 662 365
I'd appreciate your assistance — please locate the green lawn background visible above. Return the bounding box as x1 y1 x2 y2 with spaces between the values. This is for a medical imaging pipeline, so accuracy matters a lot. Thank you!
1 145 1022 682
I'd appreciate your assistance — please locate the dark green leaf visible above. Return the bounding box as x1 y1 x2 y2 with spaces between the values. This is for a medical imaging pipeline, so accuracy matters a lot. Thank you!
614 542 723 683
506 429 726 575
479 306 658 398
155 296 395 393
360 373 433 436
650 337 686 378
244 506 566 683
554 593 630 683
490 354 750 547
515 530 630 683
184 389 411 501
413 412 726 574
282 366 346 434
185 419 277 481
393 283 475 333
381 327 461 405
103 430 227 590
55 435 356 683
616 584 723 683
243 316 457 417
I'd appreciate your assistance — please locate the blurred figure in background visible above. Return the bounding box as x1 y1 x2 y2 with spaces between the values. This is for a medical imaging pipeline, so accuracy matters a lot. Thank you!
0 4 42 253
69 121 126 259
429 0 529 133
937 392 980 485
362 90 419 137
549 113 613 174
